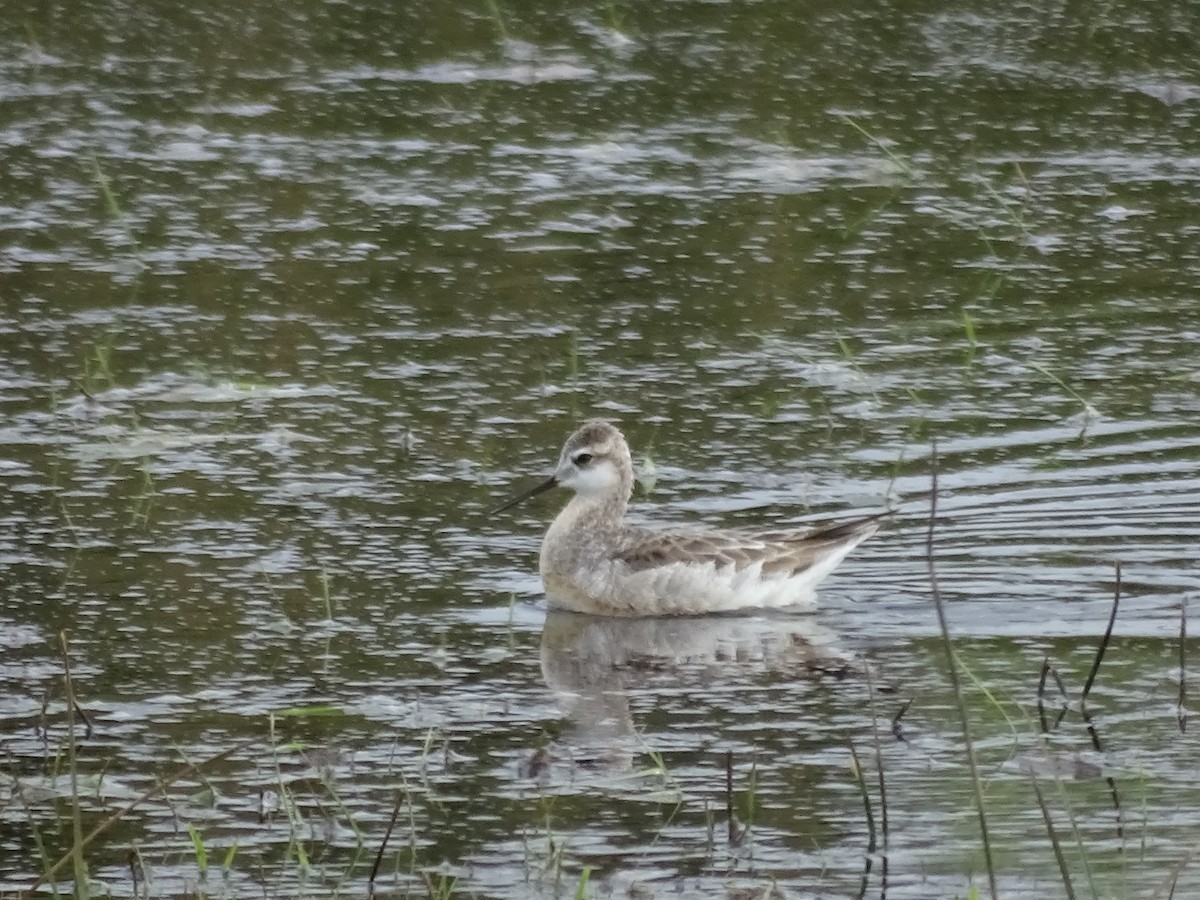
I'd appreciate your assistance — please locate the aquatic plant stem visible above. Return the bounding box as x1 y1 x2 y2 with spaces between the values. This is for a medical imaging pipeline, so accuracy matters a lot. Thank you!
891 699 911 741
926 439 998 900
60 632 88 899
848 744 876 854
865 666 890 882
1080 562 1120 709
1030 362 1099 421
369 780 409 891
1031 778 1076 900
1179 597 1188 733
1151 834 1200 899
1037 656 1052 732
1037 657 1071 734
839 115 913 177
725 750 739 845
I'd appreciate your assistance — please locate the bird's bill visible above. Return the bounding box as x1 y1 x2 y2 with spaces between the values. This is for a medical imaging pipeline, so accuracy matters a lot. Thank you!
488 474 558 516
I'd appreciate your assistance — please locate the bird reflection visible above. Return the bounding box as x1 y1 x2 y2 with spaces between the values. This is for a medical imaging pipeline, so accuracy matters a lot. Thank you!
532 609 866 774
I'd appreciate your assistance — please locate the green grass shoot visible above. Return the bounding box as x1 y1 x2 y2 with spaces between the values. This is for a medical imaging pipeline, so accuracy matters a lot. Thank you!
574 866 592 900
187 824 208 877
1031 362 1100 420
89 153 123 219
484 0 508 41
318 567 334 620
840 115 914 178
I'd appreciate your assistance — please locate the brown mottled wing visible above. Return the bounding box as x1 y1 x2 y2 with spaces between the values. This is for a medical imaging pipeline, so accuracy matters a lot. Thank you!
616 513 886 577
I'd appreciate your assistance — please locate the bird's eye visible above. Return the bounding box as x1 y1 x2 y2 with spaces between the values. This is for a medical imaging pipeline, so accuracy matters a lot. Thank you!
573 452 593 467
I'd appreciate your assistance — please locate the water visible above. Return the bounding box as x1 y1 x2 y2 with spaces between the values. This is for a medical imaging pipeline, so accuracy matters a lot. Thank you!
3 0 1200 896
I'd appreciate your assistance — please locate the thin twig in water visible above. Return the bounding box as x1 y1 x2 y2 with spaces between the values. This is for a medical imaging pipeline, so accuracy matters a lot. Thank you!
1050 664 1068 699
127 849 139 898
725 750 740 845
891 699 911 742
59 632 86 894
1037 656 1051 733
1150 834 1200 899
1031 778 1076 900
1048 663 1071 730
1080 562 1121 709
1082 713 1124 841
1037 656 1070 734
926 438 998 900
1180 597 1189 733
369 783 408 892
865 666 889 888
848 743 877 854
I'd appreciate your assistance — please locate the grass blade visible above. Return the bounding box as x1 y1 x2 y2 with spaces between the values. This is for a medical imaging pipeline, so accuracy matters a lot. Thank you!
926 439 998 900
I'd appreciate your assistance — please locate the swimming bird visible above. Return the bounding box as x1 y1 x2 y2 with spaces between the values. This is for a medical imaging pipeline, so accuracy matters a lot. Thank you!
491 420 883 617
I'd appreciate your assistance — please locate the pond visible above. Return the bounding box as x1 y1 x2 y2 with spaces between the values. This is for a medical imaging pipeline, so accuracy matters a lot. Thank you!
2 0 1200 897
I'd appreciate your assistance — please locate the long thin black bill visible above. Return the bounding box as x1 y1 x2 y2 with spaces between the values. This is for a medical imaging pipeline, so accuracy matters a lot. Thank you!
488 475 558 516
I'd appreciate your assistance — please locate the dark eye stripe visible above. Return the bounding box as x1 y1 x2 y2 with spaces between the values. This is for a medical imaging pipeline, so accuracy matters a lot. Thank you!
573 452 593 466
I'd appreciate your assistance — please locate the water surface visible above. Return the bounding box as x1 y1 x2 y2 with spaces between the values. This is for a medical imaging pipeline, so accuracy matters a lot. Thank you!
2 0 1200 896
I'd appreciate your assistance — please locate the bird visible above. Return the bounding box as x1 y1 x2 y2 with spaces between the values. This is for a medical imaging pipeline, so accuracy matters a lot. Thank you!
490 420 884 617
